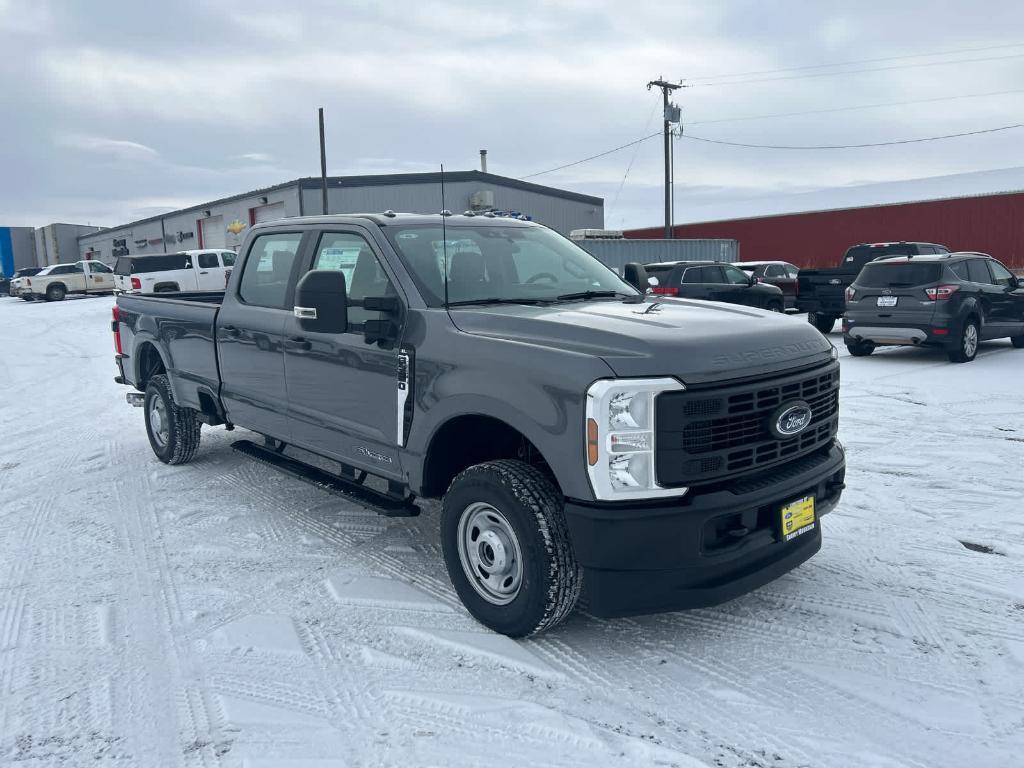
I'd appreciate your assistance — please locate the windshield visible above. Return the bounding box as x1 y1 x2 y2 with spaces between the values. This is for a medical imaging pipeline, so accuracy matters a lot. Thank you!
856 262 943 288
384 224 638 306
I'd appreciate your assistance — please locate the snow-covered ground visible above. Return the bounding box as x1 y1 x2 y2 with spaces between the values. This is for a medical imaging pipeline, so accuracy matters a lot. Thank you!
1 295 1022 768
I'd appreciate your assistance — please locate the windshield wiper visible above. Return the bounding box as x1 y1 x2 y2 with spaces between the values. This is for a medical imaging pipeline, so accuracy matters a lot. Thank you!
553 290 630 302
446 297 549 307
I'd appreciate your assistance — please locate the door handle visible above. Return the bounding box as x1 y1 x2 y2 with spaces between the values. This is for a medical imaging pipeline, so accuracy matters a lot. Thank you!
199 271 209 275
285 336 312 351
222 325 241 337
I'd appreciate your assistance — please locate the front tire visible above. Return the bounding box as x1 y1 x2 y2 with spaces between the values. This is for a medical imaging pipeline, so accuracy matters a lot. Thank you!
767 300 783 313
441 460 582 637
948 318 979 363
808 312 836 334
144 374 201 464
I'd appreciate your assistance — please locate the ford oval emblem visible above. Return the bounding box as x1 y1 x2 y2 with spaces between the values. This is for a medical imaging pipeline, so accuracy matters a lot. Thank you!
769 401 813 439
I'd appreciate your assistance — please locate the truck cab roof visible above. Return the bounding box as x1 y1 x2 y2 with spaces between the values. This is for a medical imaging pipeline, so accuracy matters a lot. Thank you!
251 212 540 231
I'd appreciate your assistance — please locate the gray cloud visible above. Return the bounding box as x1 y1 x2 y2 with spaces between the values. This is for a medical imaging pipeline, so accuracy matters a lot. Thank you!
2 0 1022 228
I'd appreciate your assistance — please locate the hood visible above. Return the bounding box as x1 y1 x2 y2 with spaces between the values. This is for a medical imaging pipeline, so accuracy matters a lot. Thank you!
449 298 833 384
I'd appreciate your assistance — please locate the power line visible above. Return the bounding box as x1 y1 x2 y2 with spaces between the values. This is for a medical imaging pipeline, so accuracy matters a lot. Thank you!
685 41 1024 83
688 88 1024 126
681 123 1024 150
610 98 661 223
687 52 1024 87
519 132 661 179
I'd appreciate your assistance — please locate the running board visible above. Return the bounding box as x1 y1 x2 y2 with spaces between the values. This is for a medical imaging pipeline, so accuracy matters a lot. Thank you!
231 439 420 517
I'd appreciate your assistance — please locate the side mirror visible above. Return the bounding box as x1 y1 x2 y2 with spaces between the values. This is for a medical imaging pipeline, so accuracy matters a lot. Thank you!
1009 275 1020 290
623 262 648 292
748 274 757 287
294 269 348 334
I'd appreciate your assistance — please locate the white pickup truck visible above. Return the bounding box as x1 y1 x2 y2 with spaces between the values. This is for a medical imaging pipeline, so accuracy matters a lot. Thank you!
113 250 236 294
14 260 116 301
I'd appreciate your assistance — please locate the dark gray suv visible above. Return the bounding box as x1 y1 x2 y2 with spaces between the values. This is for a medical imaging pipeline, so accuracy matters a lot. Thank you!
843 252 1024 362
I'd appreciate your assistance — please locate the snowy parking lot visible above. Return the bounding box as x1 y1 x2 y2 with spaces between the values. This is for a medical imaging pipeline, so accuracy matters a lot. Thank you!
1 294 1022 768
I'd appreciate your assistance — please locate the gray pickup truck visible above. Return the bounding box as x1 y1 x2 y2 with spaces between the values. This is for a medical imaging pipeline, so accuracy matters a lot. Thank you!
113 213 846 637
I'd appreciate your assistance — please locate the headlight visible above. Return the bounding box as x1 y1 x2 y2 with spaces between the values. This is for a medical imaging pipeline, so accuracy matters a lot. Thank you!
829 344 839 361
585 378 688 501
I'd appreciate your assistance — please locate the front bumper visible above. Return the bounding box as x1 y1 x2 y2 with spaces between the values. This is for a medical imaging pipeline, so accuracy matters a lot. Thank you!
564 442 846 617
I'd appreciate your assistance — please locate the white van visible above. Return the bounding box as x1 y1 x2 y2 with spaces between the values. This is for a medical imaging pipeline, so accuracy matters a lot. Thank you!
113 250 235 293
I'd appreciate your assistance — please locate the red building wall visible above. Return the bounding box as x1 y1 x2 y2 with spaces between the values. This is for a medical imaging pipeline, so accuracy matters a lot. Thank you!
626 192 1024 270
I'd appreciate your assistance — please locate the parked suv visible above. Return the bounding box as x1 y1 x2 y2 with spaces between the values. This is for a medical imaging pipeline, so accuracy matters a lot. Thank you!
843 252 1024 362
734 261 799 309
798 242 949 333
642 261 786 311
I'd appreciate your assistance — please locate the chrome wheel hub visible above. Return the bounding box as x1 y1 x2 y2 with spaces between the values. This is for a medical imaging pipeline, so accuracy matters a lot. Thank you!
457 502 523 605
964 324 978 357
149 397 169 448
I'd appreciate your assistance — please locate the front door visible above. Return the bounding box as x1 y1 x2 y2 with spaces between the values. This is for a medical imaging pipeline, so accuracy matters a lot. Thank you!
718 263 758 306
85 261 115 292
217 230 306 440
284 229 405 478
195 252 225 291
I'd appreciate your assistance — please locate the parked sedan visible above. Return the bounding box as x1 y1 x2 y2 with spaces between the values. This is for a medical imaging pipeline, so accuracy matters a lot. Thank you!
734 261 799 309
643 261 787 312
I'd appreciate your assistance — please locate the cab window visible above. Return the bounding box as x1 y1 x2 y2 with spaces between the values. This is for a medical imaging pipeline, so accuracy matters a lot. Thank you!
88 261 112 273
238 233 303 309
221 251 236 267
197 253 220 269
311 232 397 327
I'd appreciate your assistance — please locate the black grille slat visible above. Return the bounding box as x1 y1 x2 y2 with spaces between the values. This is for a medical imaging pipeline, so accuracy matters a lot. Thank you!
656 363 839 486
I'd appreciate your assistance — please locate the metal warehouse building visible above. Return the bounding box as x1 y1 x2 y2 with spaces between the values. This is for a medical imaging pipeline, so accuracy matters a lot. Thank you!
78 171 604 263
626 168 1024 270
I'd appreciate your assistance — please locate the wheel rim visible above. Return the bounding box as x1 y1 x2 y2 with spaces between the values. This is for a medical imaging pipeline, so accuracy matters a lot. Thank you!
149 396 169 448
457 502 524 605
963 324 978 357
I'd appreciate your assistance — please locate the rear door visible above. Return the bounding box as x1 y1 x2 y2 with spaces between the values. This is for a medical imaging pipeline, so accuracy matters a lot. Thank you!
217 230 307 440
852 261 943 324
677 266 712 299
984 259 1024 336
966 258 1006 339
283 228 406 477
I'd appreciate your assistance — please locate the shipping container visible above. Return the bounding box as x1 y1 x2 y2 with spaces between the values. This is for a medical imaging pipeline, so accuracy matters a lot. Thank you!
575 238 738 273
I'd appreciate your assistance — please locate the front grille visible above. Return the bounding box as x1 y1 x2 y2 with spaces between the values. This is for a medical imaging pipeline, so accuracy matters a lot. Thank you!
656 362 839 486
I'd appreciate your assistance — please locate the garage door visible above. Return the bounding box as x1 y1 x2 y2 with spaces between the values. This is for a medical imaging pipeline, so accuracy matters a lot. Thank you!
200 216 225 249
252 202 285 225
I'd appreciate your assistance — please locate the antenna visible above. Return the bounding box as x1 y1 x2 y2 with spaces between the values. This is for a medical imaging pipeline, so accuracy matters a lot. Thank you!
440 163 449 308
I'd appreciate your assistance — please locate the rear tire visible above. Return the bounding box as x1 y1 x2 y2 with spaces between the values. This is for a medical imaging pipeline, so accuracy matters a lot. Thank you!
144 374 201 464
45 284 66 302
808 312 836 334
441 460 582 637
846 340 875 357
948 318 979 363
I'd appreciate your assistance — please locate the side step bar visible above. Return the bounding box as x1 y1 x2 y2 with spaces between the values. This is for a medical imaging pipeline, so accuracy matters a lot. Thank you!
231 439 420 517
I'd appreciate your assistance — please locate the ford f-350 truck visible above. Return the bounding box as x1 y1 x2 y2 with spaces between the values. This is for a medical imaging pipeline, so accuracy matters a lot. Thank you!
113 213 845 637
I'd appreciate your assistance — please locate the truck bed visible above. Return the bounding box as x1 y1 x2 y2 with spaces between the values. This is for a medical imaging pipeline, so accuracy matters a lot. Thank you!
116 291 223 414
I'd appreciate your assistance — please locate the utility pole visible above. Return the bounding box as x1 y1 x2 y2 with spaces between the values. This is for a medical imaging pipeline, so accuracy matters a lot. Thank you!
646 78 683 238
318 107 329 215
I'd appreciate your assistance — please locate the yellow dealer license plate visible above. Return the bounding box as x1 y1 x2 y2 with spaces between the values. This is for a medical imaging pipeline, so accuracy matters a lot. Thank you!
781 496 816 542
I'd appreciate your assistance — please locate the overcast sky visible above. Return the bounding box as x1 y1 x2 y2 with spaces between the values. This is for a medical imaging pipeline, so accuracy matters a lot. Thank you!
2 0 1022 230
